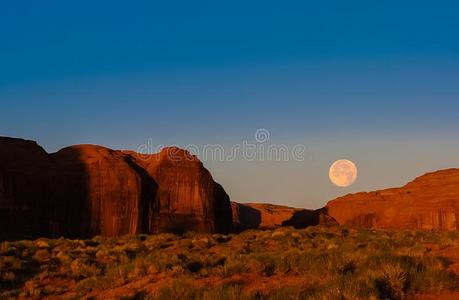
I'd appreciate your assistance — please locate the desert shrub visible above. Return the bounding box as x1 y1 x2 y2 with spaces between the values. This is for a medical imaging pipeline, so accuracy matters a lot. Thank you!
156 277 199 300
0 243 23 257
186 260 203 273
0 255 22 270
203 254 226 269
218 254 251 276
297 250 334 275
0 256 23 286
102 256 149 287
141 251 183 273
267 285 320 300
405 256 457 293
143 233 178 251
374 264 408 300
95 248 119 264
70 258 101 279
22 280 43 297
277 248 302 273
75 276 109 294
212 234 232 243
55 250 72 265
1 271 16 283
201 284 245 300
250 253 278 276
33 249 50 263
437 231 459 249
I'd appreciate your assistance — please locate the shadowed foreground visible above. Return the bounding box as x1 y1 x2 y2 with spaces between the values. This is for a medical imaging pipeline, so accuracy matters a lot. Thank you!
1 227 459 300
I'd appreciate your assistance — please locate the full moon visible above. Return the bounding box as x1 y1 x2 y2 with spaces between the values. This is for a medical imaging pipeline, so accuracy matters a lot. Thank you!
329 159 358 187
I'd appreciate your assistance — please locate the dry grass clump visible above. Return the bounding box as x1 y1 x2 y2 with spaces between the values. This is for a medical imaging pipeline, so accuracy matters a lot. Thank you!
0 227 458 299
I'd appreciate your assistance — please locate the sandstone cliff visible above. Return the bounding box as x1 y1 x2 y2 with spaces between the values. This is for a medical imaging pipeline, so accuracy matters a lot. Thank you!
326 169 459 230
50 145 155 238
128 148 232 234
0 137 232 238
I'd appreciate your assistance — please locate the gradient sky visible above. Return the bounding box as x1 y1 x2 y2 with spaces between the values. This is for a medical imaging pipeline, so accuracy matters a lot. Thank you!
1 1 459 208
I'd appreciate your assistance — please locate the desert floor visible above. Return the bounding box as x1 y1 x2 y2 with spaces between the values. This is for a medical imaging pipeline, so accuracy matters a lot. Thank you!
1 226 459 300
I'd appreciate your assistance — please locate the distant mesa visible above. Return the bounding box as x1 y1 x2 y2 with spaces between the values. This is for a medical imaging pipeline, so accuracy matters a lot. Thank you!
231 169 459 232
326 168 459 231
231 202 336 231
282 208 338 229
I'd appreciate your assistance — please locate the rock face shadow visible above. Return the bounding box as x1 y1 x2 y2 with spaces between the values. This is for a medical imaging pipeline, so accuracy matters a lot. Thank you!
214 183 233 234
124 156 158 234
0 137 58 240
49 146 91 238
282 208 337 229
231 203 262 232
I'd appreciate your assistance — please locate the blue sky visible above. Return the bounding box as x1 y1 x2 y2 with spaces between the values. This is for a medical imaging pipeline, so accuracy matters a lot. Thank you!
1 1 459 207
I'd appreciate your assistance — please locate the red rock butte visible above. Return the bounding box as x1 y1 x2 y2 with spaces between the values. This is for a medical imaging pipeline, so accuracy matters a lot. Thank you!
0 137 232 238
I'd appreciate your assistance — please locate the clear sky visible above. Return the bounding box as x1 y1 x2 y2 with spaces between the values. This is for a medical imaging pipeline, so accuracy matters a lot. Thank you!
1 1 459 208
